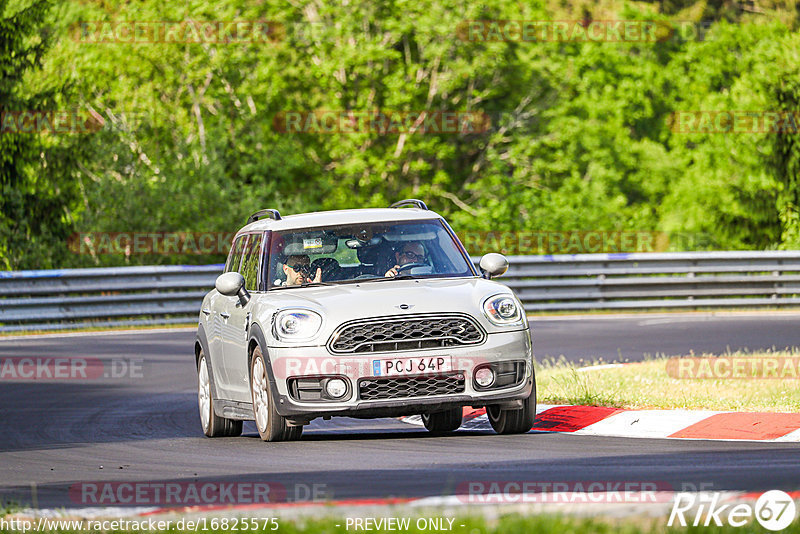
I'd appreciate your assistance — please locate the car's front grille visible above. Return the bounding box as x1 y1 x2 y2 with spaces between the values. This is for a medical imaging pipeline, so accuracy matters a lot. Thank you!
359 373 465 401
328 314 485 354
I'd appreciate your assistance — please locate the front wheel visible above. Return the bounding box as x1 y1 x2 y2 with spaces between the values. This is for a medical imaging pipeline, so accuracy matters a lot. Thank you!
250 346 302 442
197 351 242 437
422 407 463 433
487 380 537 435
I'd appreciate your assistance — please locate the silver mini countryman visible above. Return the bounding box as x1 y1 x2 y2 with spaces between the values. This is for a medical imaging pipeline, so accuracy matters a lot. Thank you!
195 199 535 441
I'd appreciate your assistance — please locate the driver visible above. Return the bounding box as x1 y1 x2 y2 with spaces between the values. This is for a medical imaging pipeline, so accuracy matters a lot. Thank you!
384 242 427 278
283 254 322 286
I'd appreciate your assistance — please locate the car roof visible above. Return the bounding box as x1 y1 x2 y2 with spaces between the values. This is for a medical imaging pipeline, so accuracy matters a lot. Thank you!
236 208 445 234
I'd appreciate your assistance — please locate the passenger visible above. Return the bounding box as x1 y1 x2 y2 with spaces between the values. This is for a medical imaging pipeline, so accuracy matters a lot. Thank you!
283 254 322 285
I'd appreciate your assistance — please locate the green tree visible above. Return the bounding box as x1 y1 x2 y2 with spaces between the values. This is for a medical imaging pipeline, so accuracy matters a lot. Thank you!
8 0 800 268
0 0 82 269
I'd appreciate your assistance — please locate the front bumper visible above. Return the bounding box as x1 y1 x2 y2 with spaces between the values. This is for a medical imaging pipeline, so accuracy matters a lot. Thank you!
266 329 533 418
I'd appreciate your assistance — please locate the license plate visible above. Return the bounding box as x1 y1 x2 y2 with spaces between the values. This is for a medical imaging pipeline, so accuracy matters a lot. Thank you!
372 356 452 377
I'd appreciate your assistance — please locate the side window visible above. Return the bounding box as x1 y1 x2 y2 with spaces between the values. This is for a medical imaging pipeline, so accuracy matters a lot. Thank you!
225 236 247 273
240 233 263 291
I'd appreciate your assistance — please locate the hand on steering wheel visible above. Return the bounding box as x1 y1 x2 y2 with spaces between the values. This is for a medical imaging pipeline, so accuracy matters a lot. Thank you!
384 263 425 277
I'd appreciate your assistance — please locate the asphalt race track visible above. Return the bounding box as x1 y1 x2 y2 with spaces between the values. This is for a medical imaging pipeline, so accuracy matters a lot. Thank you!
1 313 799 509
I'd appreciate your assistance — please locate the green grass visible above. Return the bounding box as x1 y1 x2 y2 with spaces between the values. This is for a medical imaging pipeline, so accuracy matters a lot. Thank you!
0 502 19 517
1 513 798 534
220 515 800 534
536 349 800 412
7 514 800 533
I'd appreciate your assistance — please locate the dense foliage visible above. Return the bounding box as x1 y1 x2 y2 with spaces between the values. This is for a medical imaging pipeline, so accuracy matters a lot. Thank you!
0 0 87 269
2 0 800 268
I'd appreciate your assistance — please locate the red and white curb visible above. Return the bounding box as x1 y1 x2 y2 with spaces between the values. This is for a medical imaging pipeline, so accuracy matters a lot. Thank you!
400 405 800 441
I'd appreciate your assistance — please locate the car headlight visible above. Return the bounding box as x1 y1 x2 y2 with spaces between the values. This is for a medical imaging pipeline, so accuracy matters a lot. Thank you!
274 309 323 342
482 294 523 326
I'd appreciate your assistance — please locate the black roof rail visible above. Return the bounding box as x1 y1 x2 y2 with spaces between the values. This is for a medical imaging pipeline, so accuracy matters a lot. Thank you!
247 209 282 224
389 199 428 210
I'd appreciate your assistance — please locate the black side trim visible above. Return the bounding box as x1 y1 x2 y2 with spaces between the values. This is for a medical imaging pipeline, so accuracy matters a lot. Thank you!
216 399 254 420
195 324 219 401
248 322 284 413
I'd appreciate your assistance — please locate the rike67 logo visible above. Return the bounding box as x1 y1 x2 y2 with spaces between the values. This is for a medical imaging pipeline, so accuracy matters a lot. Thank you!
669 490 797 531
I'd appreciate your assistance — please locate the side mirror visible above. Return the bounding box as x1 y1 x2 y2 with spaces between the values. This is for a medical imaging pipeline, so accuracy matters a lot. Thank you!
479 253 509 279
215 272 251 305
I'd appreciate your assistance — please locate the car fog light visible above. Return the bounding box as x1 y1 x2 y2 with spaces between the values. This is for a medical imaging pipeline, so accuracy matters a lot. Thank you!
325 378 347 398
475 367 495 387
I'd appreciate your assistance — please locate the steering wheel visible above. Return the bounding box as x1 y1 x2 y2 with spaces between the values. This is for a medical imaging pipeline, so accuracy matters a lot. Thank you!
396 262 426 272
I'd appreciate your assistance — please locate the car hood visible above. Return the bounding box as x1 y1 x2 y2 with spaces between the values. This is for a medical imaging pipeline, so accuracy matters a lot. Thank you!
257 277 523 343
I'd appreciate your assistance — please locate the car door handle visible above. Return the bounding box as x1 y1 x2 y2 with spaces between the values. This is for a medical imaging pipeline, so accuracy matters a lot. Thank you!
201 308 211 316
220 312 231 319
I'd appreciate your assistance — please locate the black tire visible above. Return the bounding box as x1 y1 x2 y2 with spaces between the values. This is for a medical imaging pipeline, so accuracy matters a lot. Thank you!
422 407 463 433
487 379 537 435
197 351 243 438
250 346 303 442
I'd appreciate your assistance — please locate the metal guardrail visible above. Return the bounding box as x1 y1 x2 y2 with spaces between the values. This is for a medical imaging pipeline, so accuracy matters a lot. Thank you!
2 251 800 331
0 265 223 332
502 251 800 311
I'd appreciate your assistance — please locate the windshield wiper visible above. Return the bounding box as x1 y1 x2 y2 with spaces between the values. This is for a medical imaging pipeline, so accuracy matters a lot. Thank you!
270 281 336 290
274 276 419 289
300 281 336 287
369 274 419 282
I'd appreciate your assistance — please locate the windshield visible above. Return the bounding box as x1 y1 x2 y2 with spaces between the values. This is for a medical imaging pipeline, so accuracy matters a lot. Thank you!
266 220 474 289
